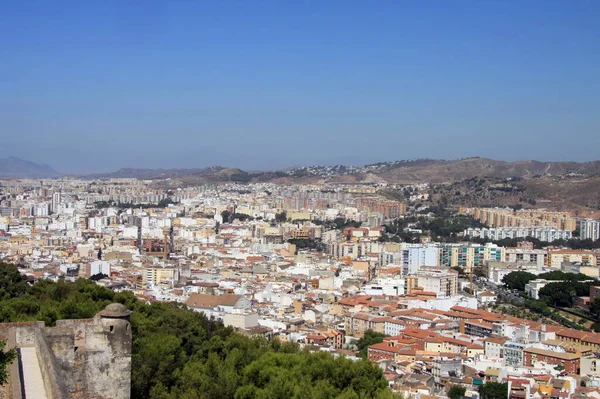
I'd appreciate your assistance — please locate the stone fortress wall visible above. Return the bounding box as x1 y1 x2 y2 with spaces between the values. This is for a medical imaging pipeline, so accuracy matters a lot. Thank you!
0 304 132 399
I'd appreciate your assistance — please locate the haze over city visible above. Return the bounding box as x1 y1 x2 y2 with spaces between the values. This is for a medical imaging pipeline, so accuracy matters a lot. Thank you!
1 1 599 173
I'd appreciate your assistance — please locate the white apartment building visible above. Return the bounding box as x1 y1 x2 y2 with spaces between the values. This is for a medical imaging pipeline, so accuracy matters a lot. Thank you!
379 245 438 275
504 248 546 268
89 260 111 277
417 267 459 297
524 279 555 300
384 319 407 336
484 338 505 359
364 278 405 296
464 226 573 241
580 219 600 241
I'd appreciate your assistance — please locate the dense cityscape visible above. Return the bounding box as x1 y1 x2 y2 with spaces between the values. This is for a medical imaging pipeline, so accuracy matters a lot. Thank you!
1 174 600 398
3 1 599 398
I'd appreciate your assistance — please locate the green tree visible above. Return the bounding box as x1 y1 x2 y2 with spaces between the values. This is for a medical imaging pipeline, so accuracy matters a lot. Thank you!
448 385 466 399
473 267 486 278
479 382 508 399
590 297 600 318
275 211 287 223
0 339 17 385
221 210 231 223
232 213 254 222
90 273 109 281
356 330 387 358
451 267 466 277
0 262 27 300
538 270 589 282
501 271 536 291
539 281 595 307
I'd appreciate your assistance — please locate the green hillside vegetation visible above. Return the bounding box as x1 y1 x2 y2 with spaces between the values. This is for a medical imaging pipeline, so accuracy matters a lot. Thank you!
0 262 397 399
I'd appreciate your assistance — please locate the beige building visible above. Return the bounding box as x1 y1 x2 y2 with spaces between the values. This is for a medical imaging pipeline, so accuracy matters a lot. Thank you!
548 250 597 268
417 267 459 297
223 313 259 329
462 207 577 231
143 267 176 287
344 313 386 337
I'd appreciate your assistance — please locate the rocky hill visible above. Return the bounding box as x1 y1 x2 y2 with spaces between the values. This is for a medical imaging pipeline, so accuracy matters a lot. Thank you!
377 158 600 183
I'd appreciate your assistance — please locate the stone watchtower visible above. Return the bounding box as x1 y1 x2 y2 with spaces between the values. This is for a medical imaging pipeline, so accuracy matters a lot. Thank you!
0 303 133 399
82 303 133 398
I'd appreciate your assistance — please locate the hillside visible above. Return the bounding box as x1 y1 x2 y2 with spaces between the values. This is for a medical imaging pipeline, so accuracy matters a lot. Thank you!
0 157 59 178
425 176 600 212
377 158 600 184
81 158 600 184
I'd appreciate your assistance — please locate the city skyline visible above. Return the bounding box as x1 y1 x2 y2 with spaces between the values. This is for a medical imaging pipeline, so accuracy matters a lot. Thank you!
4 2 600 398
2 1 599 173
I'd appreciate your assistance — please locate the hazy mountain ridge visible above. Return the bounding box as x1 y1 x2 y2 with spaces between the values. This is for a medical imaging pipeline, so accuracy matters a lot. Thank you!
4 157 600 183
0 157 60 178
84 166 226 180
84 158 600 182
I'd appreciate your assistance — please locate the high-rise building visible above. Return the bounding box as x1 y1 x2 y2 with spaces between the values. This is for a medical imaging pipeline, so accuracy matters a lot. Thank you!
51 191 61 213
580 219 600 241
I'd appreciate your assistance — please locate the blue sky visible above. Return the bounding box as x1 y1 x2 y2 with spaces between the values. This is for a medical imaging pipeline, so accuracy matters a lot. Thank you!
1 1 599 173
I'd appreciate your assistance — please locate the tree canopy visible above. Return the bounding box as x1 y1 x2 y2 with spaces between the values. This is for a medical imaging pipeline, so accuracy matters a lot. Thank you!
448 385 466 399
356 330 387 358
478 382 508 399
275 211 287 223
590 297 600 318
502 270 593 293
501 271 536 291
539 280 595 307
0 340 17 386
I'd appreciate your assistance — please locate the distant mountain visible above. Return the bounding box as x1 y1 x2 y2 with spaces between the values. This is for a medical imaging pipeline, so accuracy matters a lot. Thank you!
0 157 60 178
84 166 289 184
85 167 226 180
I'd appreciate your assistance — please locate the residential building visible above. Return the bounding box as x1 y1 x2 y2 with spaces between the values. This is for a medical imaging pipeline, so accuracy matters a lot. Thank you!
548 249 597 268
464 226 573 242
417 267 459 297
504 341 527 366
580 219 600 241
523 347 580 374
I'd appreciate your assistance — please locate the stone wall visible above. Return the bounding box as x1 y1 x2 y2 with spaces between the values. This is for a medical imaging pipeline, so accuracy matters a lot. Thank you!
0 305 131 399
0 326 20 399
33 327 70 399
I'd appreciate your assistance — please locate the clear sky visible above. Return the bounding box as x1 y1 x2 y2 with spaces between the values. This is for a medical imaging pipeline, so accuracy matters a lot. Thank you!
1 1 599 173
